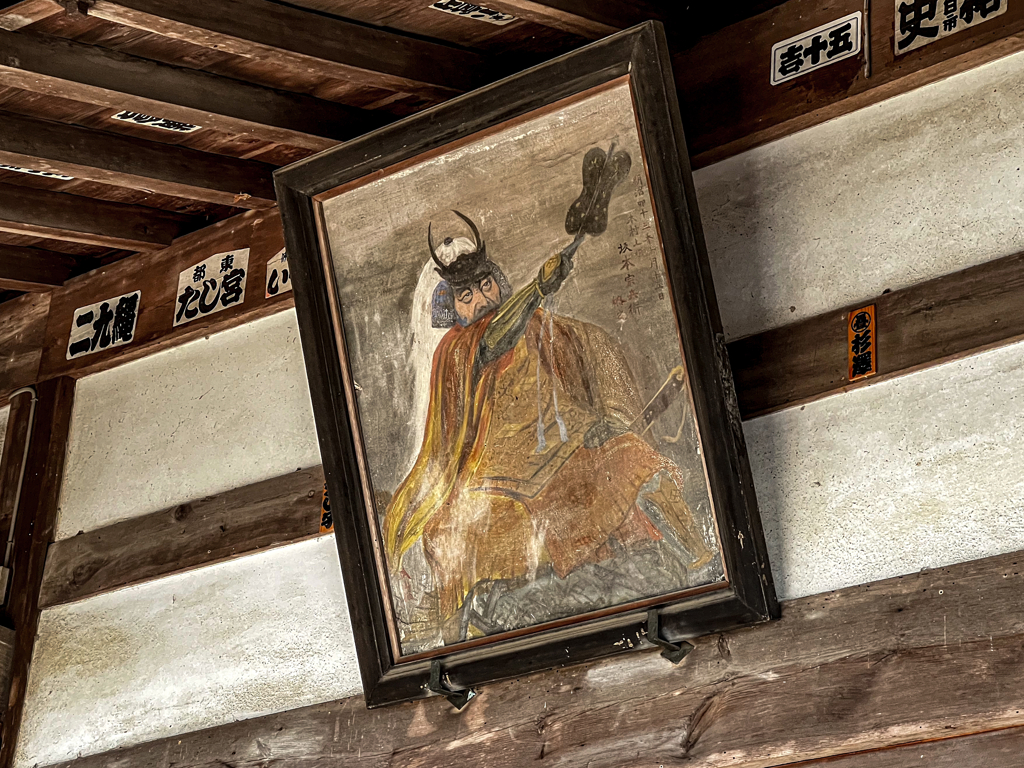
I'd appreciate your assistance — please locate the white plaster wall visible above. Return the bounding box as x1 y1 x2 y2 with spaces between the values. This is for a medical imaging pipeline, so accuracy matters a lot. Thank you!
695 49 1024 340
748 339 1024 601
16 535 361 767
57 309 320 540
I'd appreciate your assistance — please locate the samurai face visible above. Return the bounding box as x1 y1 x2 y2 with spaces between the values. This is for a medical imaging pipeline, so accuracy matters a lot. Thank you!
428 211 511 328
454 273 502 326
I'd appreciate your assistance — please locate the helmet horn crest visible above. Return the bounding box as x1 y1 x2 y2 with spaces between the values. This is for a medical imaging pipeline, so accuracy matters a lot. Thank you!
427 222 444 271
452 209 484 254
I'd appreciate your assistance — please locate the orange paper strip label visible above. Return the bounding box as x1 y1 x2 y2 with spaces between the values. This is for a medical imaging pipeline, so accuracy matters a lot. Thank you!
319 483 333 534
848 304 876 381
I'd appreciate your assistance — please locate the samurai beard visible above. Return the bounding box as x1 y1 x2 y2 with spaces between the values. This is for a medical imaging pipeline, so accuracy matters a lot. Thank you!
459 294 502 326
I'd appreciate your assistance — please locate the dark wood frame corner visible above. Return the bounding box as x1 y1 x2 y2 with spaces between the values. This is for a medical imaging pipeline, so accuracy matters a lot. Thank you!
274 21 778 708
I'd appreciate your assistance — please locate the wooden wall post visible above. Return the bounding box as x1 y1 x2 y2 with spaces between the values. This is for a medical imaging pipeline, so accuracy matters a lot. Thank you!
0 378 75 764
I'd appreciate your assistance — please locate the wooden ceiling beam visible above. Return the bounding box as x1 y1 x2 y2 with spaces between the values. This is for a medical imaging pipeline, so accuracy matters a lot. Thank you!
484 0 661 39
0 111 278 209
0 0 61 30
0 182 194 250
0 243 76 291
84 0 498 99
0 30 386 152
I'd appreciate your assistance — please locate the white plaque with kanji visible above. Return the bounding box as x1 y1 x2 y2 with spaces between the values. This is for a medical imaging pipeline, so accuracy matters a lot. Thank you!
173 248 250 326
66 291 141 360
894 0 1006 54
265 248 292 298
770 12 862 86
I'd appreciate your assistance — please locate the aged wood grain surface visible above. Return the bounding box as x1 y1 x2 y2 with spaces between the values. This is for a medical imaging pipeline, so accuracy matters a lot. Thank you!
0 0 60 30
0 390 32 543
0 291 49 404
795 726 1024 766
45 548 1024 767
87 0 500 98
0 181 195 251
730 248 1024 418
0 29 373 152
1 377 74 768
39 466 325 608
0 243 77 292
0 111 278 210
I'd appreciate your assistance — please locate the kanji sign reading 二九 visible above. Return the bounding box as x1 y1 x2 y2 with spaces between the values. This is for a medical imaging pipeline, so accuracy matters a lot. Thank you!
770 12 862 85
895 0 1007 53
174 248 250 326
66 291 141 360
265 248 292 298
848 304 877 381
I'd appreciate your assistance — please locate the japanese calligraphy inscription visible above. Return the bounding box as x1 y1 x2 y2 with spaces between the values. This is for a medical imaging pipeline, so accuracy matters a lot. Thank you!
66 291 141 360
429 0 516 24
112 110 201 133
265 248 292 298
174 248 250 326
895 0 1007 53
771 12 862 85
0 163 73 181
848 304 877 381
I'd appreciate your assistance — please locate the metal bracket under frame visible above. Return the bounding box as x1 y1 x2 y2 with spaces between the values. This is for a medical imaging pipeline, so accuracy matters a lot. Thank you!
646 609 695 664
428 658 477 710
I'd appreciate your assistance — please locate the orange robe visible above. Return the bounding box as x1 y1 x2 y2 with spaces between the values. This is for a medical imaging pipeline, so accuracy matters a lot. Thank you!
382 309 707 623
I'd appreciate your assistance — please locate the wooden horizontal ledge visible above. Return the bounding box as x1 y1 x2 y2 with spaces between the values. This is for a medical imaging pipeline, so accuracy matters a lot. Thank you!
0 181 195 250
730 248 1024 419
39 466 325 608
45 547 1024 768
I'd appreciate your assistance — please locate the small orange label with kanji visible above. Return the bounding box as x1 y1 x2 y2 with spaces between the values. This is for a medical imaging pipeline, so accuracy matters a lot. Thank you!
848 304 876 381
319 483 333 534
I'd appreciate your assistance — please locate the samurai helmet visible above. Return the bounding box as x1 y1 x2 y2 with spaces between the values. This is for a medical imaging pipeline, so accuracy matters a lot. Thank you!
428 210 491 289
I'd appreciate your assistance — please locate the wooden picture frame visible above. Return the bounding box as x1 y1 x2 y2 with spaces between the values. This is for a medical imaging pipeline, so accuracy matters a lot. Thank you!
275 21 778 708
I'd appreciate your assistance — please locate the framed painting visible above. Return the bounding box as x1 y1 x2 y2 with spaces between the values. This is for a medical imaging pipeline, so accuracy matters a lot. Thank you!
275 21 777 708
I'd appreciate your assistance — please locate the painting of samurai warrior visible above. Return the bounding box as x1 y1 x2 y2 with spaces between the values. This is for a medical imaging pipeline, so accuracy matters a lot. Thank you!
319 82 725 655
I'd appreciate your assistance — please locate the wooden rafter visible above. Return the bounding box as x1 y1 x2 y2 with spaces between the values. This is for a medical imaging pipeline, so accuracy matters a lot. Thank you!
0 112 278 209
0 182 193 250
0 0 61 30
84 0 500 99
0 244 76 292
0 30 387 152
483 0 628 39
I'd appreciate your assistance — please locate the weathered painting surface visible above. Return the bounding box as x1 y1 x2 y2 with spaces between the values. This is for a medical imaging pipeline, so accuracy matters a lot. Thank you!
321 82 725 656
